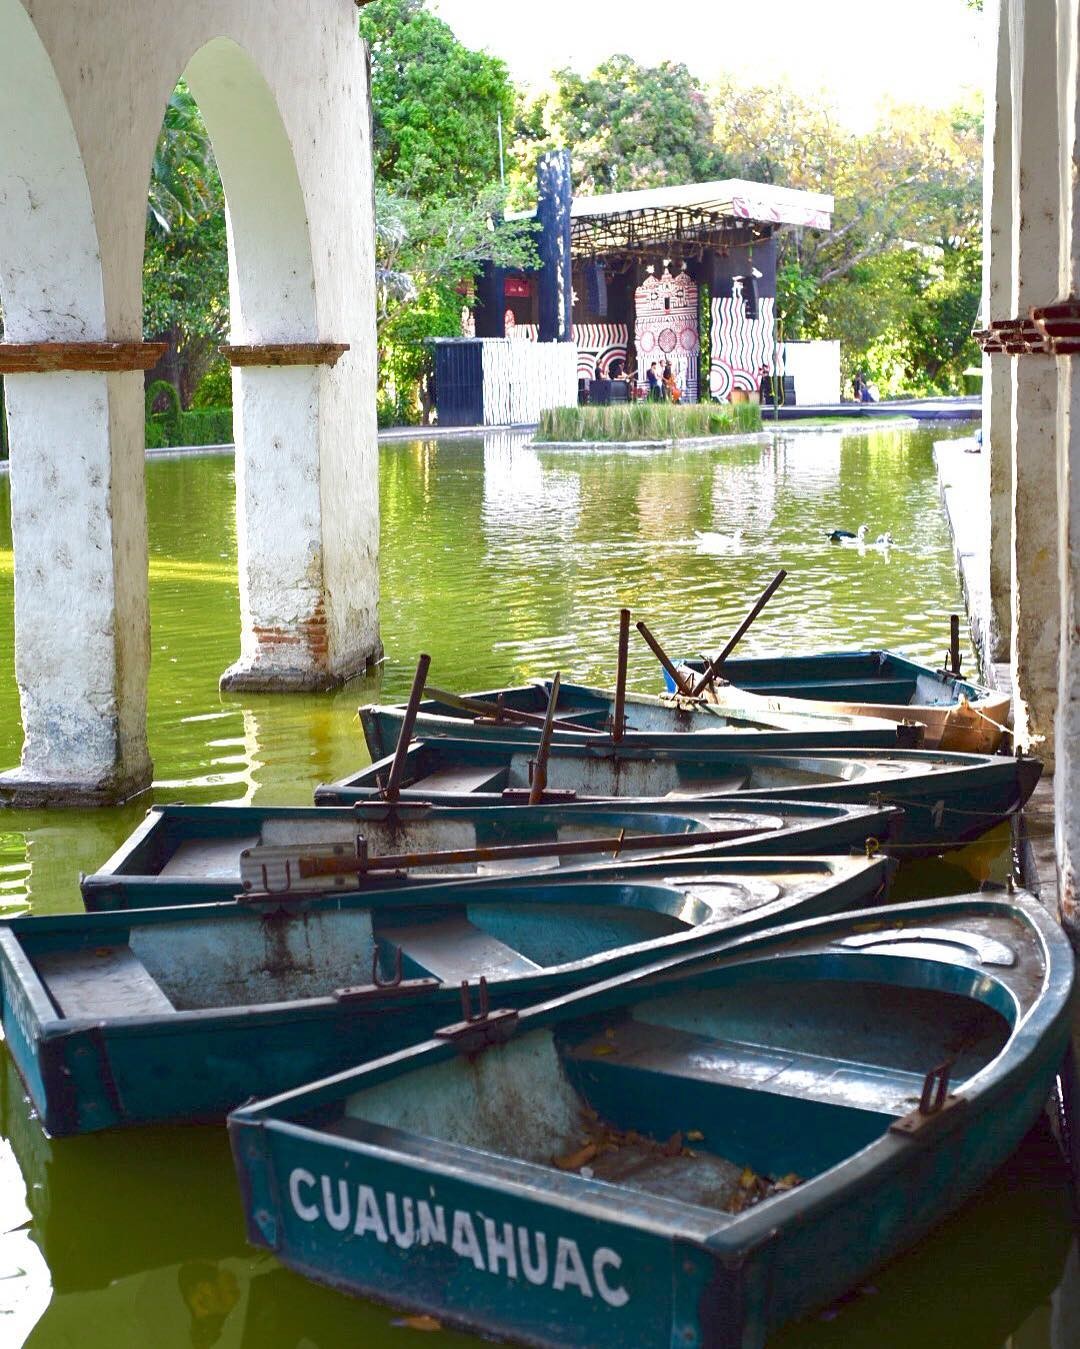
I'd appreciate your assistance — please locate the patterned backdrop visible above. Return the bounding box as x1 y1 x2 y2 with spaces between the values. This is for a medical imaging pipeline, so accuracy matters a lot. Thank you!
710 285 776 399
508 317 629 381
634 267 700 401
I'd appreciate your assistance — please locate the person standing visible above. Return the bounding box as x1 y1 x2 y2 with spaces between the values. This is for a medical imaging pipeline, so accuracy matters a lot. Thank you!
646 363 661 401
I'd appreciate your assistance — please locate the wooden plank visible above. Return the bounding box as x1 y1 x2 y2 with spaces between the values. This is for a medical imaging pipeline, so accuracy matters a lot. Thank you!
0 342 167 374
382 917 541 983
35 947 174 1019
220 343 349 368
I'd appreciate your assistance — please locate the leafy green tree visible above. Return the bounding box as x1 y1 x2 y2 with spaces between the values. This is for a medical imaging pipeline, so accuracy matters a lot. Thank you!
713 81 982 392
359 0 535 423
513 56 725 198
360 0 514 199
143 82 230 409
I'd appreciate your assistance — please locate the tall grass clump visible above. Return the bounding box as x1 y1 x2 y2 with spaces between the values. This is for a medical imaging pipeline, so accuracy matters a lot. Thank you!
536 400 762 443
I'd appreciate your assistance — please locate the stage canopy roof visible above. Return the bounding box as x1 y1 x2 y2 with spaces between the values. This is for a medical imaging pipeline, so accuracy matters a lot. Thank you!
511 179 834 258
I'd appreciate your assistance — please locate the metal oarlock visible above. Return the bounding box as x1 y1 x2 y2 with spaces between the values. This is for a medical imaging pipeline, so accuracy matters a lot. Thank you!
460 976 491 1024
890 1060 963 1136
371 946 404 989
918 1061 953 1116
435 976 519 1053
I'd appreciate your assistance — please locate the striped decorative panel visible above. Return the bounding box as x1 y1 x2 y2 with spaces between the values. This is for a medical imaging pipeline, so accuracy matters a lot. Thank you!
711 294 776 399
510 323 629 381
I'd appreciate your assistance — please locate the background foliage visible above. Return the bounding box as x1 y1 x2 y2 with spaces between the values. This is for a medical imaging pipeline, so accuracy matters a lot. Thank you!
138 3 984 434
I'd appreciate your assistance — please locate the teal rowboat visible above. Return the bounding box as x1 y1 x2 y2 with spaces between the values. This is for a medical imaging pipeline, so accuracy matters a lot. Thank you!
81 799 902 912
228 892 1074 1349
662 650 1010 753
0 854 891 1134
315 737 1041 851
361 680 923 756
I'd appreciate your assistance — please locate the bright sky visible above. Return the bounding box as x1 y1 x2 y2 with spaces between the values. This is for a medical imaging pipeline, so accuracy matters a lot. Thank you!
431 0 984 130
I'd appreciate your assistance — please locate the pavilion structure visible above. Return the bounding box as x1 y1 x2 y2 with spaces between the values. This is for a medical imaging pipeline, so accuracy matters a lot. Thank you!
485 170 834 405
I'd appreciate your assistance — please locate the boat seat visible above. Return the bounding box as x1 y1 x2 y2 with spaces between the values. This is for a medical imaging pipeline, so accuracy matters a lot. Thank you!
418 765 508 795
380 915 541 982
159 834 258 879
567 1018 921 1117
35 946 175 1019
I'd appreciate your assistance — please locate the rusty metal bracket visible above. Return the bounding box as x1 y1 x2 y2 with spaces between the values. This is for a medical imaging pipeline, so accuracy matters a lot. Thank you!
371 946 403 989
890 1062 964 1137
434 977 519 1053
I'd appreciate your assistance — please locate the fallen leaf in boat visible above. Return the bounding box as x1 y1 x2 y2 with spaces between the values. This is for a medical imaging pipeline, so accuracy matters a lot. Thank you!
553 1141 599 1171
739 1168 757 1188
662 1132 683 1157
686 1130 704 1142
774 1173 803 1191
591 1044 616 1056
392 1315 442 1332
604 1027 617 1039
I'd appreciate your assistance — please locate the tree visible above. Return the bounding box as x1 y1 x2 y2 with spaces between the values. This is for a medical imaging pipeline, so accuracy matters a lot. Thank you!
360 0 514 200
512 56 726 199
143 83 230 408
712 81 983 392
360 0 535 423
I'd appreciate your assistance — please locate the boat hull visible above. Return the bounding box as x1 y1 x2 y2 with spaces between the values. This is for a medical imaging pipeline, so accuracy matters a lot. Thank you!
361 681 922 755
0 856 891 1134
228 896 1074 1349
81 799 903 912
664 651 1010 753
316 739 1042 852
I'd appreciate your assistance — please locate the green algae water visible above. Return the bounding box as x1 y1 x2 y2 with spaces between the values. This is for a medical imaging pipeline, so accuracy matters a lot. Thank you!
0 425 1075 1348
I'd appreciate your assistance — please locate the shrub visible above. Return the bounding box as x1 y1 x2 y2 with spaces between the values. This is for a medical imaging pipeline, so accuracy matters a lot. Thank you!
535 400 762 443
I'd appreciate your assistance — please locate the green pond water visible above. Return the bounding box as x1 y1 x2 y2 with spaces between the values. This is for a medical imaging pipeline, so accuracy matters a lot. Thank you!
0 424 1076 1348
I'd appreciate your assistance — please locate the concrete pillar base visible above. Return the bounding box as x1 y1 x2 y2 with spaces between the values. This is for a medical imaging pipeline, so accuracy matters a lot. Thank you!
0 762 152 809
219 644 380 694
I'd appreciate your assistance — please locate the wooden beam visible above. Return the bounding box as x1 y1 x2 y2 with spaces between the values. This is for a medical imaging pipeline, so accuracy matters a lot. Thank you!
220 343 350 368
0 342 166 374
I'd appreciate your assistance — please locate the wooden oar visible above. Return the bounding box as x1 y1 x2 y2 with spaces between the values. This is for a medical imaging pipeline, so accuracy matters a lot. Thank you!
285 819 778 882
423 684 605 736
381 654 430 802
529 672 561 805
690 569 788 697
635 620 697 697
612 608 630 742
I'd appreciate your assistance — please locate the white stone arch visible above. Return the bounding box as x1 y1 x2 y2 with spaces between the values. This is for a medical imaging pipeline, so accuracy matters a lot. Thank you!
0 0 378 802
0 0 152 804
147 36 348 692
0 0 105 341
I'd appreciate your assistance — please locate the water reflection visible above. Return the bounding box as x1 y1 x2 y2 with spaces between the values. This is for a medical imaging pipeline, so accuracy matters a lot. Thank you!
0 425 1075 1347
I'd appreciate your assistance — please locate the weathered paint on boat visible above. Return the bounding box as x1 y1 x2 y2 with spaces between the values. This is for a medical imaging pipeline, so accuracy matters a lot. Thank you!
361 680 923 757
315 737 1041 851
0 854 892 1134
663 650 1010 753
228 893 1074 1349
81 799 903 912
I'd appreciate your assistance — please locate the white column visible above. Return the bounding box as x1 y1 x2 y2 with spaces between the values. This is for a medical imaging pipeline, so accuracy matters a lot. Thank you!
186 37 380 692
0 0 150 805
1054 0 1080 931
1010 0 1061 765
985 0 1015 662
